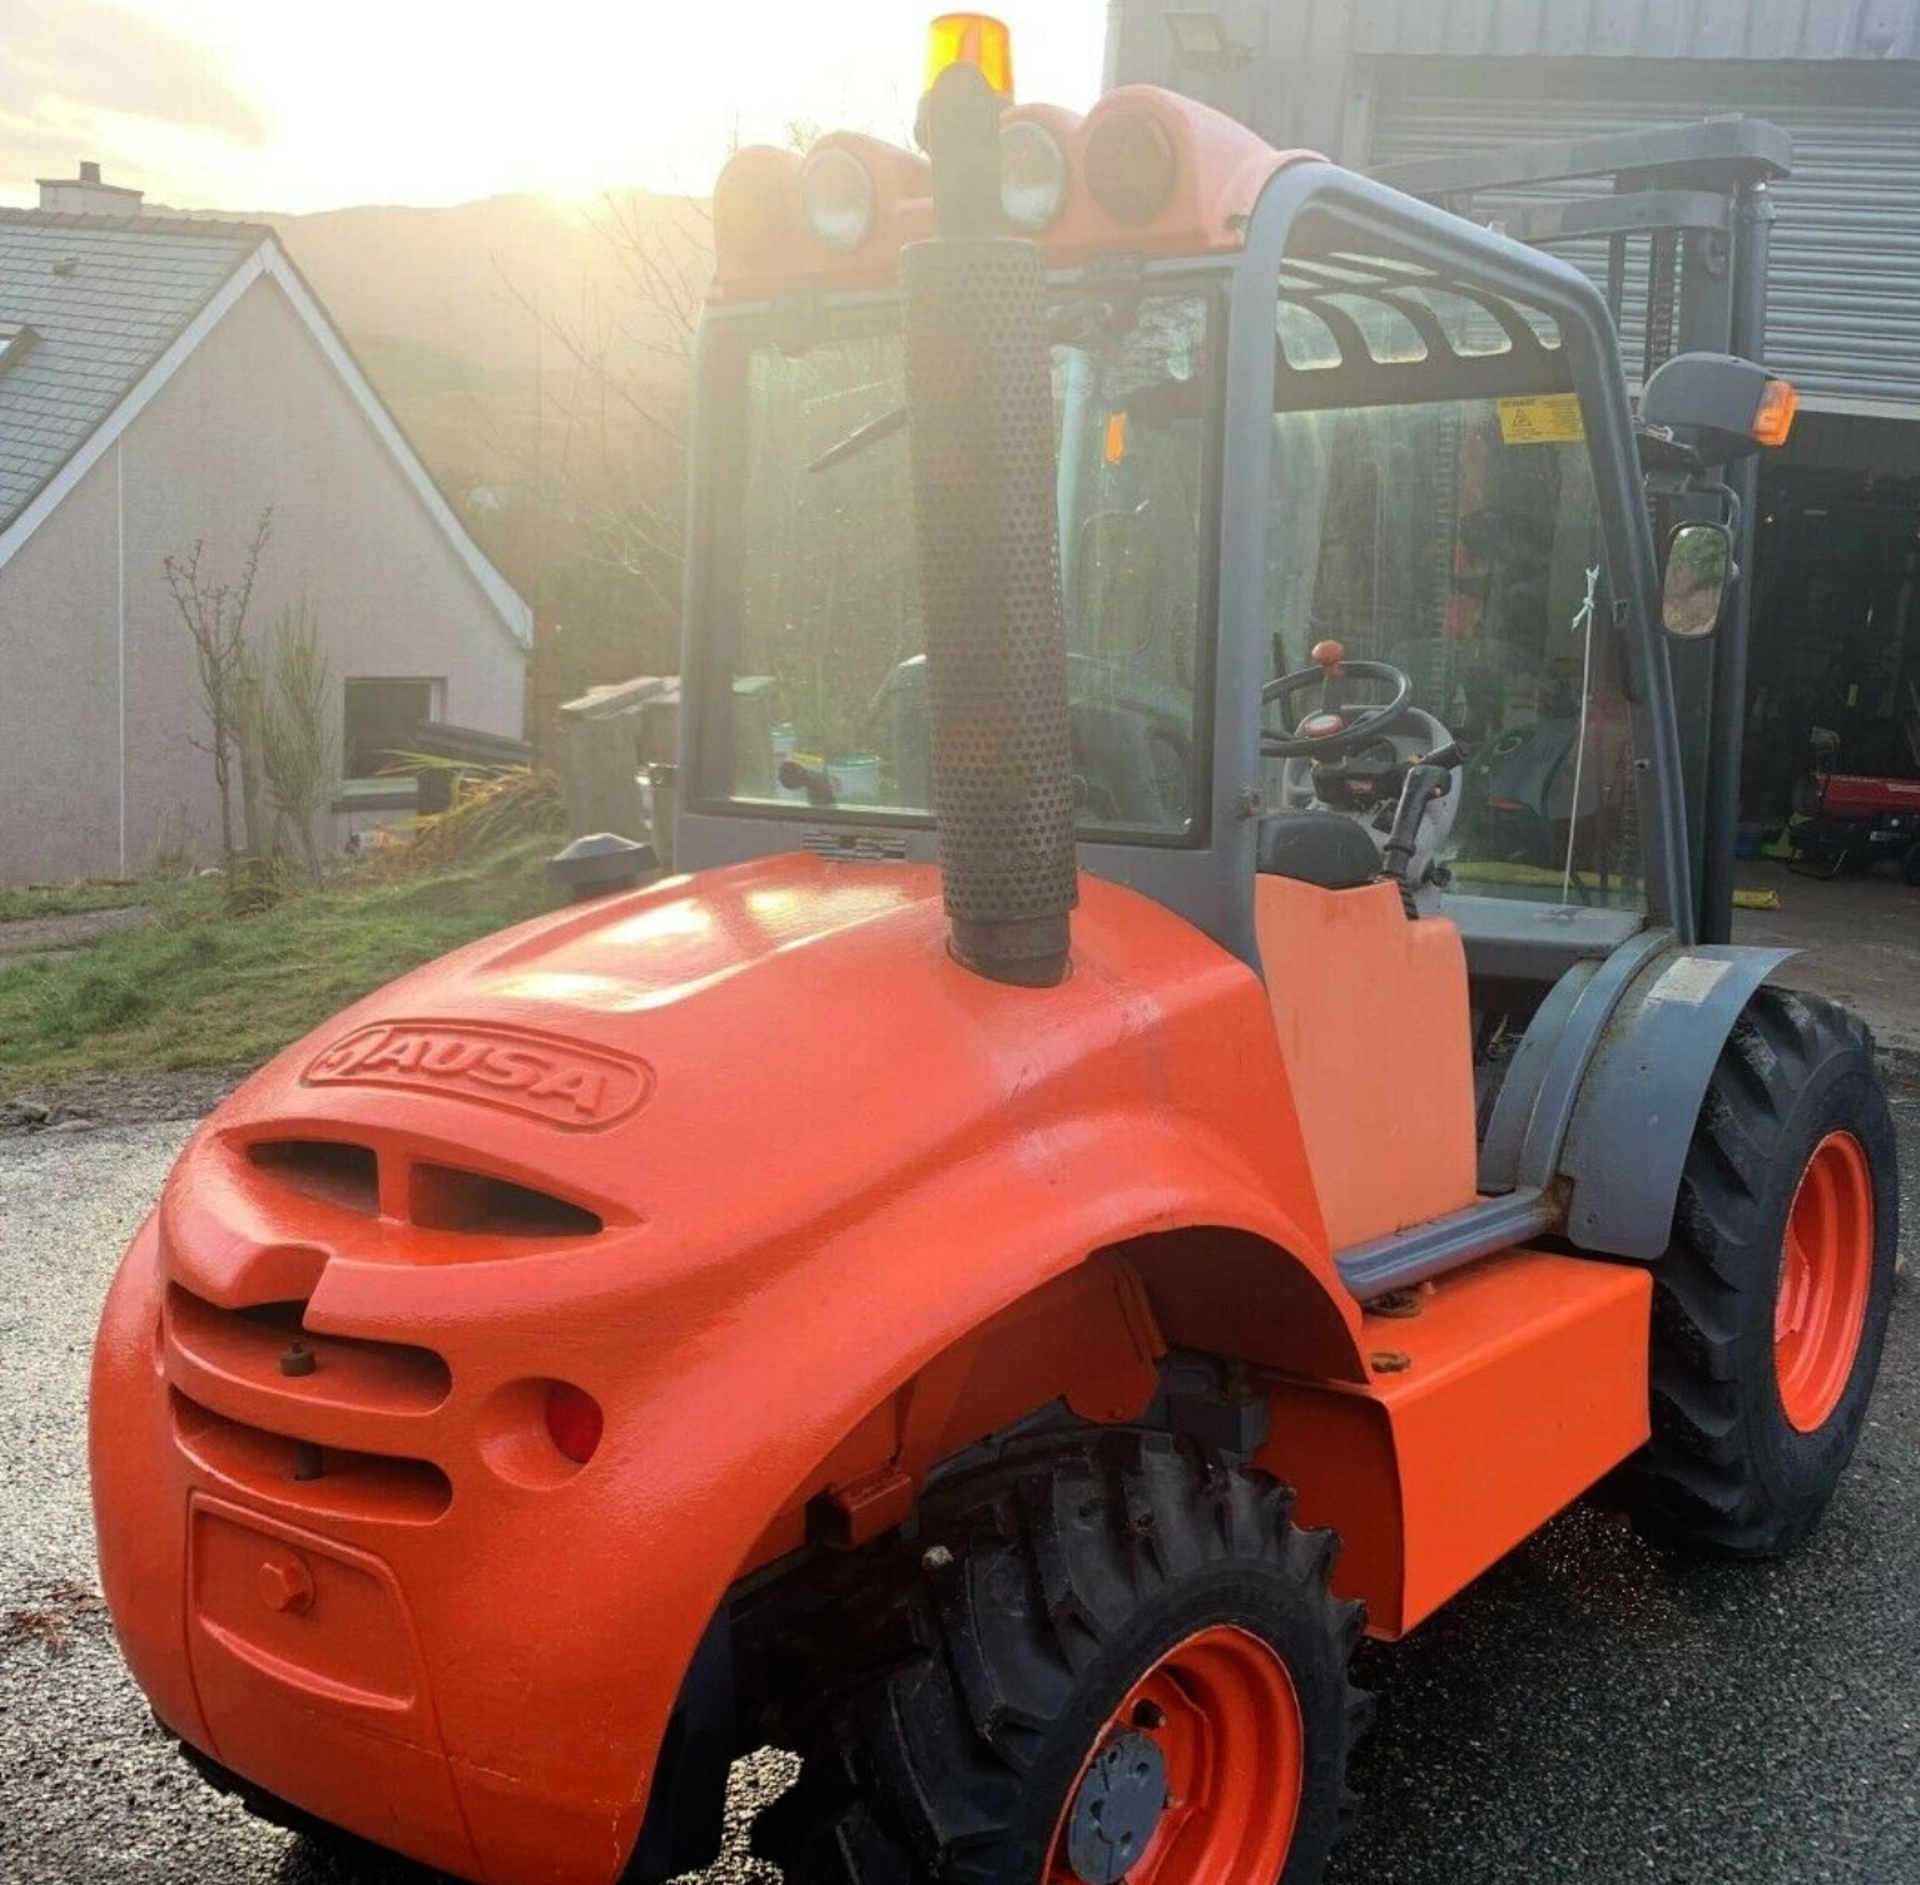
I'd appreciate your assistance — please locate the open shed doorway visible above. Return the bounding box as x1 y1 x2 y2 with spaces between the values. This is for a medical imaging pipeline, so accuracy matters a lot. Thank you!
1745 429 1920 835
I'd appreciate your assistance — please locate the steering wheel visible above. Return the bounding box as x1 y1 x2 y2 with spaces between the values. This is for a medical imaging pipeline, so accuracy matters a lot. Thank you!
1262 639 1415 761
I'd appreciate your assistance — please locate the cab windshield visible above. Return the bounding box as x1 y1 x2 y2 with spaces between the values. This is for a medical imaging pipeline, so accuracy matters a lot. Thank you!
703 293 1212 838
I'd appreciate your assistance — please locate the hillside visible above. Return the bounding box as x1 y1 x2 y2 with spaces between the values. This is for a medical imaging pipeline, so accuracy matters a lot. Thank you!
231 189 711 687
266 189 709 398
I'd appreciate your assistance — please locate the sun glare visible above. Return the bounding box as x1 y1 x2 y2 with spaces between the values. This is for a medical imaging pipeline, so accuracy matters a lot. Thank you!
11 1 1104 212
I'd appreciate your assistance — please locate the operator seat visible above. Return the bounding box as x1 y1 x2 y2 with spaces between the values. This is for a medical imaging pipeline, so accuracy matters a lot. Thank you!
1255 810 1380 890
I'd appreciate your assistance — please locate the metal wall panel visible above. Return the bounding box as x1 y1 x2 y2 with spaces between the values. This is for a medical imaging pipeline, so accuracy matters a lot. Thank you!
1368 61 1920 413
1352 0 1920 61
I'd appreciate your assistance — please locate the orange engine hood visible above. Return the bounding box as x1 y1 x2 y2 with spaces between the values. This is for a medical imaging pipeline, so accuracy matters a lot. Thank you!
186 853 1330 1285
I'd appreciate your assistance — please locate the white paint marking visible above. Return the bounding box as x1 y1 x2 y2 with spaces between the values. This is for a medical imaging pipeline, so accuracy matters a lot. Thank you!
1650 956 1735 1007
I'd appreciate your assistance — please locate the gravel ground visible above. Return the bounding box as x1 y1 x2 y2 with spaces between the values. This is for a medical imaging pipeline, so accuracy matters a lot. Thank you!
0 1069 246 1138
3 1108 1917 1885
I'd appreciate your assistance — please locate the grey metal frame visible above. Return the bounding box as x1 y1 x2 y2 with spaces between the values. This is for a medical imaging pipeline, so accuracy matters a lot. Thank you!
1368 118 1792 206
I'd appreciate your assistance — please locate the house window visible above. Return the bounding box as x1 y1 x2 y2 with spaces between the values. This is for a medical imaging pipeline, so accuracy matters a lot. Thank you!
344 677 444 781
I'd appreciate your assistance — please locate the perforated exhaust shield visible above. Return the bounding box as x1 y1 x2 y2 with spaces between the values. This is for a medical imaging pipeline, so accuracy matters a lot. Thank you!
901 236 1077 987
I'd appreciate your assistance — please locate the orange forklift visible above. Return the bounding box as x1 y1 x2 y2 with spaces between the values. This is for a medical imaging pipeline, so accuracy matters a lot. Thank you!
90 19 1897 1885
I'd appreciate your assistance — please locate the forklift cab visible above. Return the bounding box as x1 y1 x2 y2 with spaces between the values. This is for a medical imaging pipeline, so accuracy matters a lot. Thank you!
683 142 1680 950
678 105 1706 1257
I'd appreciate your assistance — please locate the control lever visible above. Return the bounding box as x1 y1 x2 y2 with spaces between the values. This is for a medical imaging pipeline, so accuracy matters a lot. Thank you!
778 758 839 807
1382 755 1458 918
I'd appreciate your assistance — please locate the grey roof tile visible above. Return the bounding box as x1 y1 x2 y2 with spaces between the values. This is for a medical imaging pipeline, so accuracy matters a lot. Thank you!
0 209 267 532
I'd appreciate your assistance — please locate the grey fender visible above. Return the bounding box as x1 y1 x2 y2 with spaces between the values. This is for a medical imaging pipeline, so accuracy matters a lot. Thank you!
1556 943 1799 1258
1478 927 1675 1198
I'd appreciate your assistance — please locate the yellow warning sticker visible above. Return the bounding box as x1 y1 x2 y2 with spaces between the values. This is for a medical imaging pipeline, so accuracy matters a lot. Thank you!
1496 393 1586 446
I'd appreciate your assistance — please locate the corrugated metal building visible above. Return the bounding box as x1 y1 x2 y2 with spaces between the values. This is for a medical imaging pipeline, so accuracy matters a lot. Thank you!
1114 0 1920 812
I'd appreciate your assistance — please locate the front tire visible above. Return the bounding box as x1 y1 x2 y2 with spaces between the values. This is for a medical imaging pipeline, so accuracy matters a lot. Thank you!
1616 987 1898 1557
757 1431 1368 1885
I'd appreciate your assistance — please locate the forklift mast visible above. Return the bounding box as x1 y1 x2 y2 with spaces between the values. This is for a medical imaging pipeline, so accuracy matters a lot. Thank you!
1366 119 1790 944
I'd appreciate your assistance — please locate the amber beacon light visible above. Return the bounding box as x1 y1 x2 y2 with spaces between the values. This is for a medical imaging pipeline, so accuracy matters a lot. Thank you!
927 12 1015 96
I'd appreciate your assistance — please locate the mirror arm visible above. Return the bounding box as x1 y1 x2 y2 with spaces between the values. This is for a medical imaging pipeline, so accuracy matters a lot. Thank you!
1688 477 1744 586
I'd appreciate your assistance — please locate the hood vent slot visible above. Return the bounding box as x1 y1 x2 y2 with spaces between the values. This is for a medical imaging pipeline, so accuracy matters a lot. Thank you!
408 1164 602 1238
245 1139 602 1239
169 1389 452 1525
250 1140 379 1216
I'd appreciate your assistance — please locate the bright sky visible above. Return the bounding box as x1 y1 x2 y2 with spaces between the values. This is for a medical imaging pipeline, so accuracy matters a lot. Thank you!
4 1 1109 212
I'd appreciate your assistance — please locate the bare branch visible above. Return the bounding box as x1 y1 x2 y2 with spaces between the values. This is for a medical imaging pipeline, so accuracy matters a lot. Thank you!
161 507 274 863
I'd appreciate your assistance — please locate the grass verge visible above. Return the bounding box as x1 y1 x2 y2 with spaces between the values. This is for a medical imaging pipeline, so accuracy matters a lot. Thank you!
0 838 564 1097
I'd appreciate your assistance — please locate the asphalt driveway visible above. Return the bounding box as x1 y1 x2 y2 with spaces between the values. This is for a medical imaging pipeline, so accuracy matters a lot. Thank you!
3 1109 1916 1885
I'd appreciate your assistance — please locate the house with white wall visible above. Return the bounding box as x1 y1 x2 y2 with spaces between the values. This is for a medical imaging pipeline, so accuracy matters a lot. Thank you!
0 163 530 885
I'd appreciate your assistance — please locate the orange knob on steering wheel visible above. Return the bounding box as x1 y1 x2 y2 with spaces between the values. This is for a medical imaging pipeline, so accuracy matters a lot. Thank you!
1308 638 1349 726
1261 655 1415 762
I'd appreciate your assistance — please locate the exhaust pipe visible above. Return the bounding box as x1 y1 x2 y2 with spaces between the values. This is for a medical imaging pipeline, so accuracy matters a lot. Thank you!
901 65 1077 989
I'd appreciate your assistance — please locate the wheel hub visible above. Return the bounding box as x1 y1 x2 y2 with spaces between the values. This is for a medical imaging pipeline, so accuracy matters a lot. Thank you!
1046 1624 1304 1885
1065 1729 1169 1884
1774 1129 1874 1433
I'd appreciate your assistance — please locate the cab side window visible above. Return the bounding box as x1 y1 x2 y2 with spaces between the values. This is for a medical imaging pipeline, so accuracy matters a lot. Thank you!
1264 278 1644 911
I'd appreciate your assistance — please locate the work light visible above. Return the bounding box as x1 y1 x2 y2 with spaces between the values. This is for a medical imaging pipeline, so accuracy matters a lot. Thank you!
1001 120 1070 231
800 147 877 251
713 147 801 274
1753 377 1798 447
1163 6 1254 70
1086 110 1178 224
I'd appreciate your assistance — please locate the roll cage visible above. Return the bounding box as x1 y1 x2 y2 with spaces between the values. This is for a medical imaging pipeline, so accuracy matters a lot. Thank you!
676 160 1692 982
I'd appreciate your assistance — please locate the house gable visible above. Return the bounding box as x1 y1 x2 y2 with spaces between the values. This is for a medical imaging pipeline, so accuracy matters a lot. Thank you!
0 267 529 886
0 216 529 648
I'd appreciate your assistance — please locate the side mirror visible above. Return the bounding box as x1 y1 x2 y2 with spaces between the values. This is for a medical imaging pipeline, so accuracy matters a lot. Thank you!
1662 521 1733 640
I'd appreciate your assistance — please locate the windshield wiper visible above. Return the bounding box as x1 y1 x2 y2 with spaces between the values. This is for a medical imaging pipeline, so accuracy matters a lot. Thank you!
806 404 909 474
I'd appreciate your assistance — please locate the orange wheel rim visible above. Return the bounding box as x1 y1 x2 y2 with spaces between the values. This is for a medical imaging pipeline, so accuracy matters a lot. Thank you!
1774 1130 1874 1433
1045 1623 1302 1885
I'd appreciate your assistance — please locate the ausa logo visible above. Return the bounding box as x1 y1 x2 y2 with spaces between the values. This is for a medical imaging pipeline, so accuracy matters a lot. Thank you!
304 1022 651 1129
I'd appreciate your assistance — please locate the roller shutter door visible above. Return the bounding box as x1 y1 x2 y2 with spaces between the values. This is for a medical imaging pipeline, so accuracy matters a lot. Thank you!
1367 59 1920 414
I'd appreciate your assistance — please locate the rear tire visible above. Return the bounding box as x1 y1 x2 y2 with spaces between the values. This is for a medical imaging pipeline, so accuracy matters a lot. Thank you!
756 1431 1368 1885
1615 988 1898 1557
